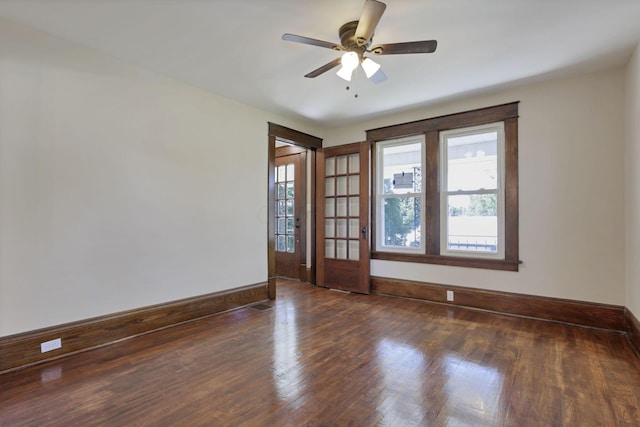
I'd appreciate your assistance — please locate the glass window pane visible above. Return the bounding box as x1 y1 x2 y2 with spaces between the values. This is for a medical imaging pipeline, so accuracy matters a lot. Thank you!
383 196 421 248
337 156 348 175
325 219 335 238
349 240 360 260
325 239 335 259
277 165 286 183
286 163 295 182
336 219 347 238
278 200 285 217
446 194 498 253
349 197 359 217
286 182 294 199
336 176 347 195
278 218 285 234
336 197 347 217
336 240 347 259
349 219 359 238
286 199 294 216
277 183 286 200
349 175 359 195
325 198 335 218
382 142 422 195
447 131 498 191
277 235 286 252
326 157 335 176
287 235 295 253
325 177 335 196
349 154 359 174
286 218 294 234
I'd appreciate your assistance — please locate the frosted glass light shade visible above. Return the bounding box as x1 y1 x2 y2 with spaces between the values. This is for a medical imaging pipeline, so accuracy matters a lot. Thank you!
361 57 381 78
337 52 359 81
336 66 354 81
341 51 359 69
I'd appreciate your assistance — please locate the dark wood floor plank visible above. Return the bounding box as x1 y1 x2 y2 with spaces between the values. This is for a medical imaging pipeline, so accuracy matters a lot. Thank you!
1 279 640 426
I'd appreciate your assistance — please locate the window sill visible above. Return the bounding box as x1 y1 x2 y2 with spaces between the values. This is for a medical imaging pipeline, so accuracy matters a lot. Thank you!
371 252 521 271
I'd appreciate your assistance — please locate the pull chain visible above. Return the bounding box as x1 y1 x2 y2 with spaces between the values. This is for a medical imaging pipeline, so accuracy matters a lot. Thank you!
346 68 360 98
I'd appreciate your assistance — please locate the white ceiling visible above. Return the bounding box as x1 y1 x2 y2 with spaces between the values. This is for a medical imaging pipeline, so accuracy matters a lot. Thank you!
0 0 639 127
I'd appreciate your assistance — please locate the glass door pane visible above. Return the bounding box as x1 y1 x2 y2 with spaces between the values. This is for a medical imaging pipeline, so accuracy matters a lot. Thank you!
324 153 360 260
275 162 295 253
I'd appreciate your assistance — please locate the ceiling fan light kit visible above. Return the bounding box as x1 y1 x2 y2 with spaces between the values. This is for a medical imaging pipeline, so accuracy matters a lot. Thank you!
337 51 359 81
336 65 354 81
361 57 381 78
282 0 437 84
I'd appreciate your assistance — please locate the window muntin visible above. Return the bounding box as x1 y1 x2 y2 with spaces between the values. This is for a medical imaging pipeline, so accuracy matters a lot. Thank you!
440 123 505 258
376 136 425 253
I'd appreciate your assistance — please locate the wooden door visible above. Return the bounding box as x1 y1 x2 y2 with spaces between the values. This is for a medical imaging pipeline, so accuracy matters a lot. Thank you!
316 142 370 294
274 150 306 280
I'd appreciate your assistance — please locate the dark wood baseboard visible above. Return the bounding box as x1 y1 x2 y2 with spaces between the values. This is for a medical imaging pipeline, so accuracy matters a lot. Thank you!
371 277 626 331
0 282 269 374
626 309 640 358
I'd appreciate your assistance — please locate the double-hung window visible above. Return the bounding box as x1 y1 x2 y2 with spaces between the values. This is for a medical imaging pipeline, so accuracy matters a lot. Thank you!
440 123 505 259
376 136 425 253
368 102 520 271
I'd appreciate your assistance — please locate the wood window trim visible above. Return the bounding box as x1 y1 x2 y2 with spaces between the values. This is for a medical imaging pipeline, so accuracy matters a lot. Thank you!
367 102 521 272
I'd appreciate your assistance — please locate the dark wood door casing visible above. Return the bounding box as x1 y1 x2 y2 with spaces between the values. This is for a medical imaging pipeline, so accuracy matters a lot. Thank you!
268 123 321 299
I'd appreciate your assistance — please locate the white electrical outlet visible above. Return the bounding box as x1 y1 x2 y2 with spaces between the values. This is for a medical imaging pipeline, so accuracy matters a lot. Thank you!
446 290 454 302
41 338 62 353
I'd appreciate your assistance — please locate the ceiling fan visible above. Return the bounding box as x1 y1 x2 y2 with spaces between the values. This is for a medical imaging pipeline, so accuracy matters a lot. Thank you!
282 0 437 84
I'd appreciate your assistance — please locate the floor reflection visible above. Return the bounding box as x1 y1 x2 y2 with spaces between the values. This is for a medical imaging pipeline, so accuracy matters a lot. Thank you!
443 355 504 425
40 365 63 383
375 338 427 423
272 299 305 405
374 338 505 425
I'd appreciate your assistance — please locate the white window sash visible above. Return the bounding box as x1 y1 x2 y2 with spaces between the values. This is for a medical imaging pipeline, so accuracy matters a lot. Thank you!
440 123 505 259
375 135 426 253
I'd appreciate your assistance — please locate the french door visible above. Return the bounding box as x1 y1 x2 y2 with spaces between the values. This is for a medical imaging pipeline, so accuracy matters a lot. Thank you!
274 150 306 280
316 142 370 294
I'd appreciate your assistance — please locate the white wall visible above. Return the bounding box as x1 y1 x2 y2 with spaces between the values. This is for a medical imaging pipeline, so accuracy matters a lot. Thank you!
626 43 640 318
0 18 322 337
325 68 627 305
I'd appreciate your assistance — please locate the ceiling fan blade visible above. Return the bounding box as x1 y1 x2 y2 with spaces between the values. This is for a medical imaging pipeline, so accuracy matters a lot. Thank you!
282 33 341 50
369 69 387 84
370 40 437 55
355 0 387 46
305 57 342 78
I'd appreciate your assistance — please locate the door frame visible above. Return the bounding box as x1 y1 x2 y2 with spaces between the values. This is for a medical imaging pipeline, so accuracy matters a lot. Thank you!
268 123 322 299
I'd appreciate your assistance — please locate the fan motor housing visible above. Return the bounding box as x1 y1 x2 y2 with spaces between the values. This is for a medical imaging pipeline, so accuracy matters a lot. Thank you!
339 21 370 55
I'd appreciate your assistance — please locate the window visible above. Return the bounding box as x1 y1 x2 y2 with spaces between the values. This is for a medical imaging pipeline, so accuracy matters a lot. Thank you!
368 103 519 271
376 136 425 253
440 123 504 259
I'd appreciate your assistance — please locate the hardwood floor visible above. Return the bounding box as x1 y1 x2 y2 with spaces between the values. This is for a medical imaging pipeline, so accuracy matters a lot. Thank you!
1 279 639 426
